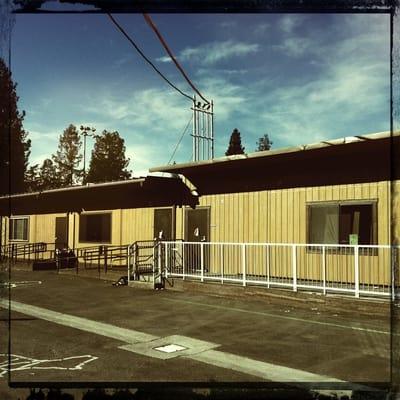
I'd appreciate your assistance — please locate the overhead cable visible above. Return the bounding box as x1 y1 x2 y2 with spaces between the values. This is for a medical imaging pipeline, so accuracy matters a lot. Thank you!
107 13 192 102
167 115 193 165
143 13 210 105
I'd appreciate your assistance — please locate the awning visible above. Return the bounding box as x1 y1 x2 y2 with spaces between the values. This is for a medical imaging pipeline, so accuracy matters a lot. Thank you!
0 176 198 216
150 132 399 195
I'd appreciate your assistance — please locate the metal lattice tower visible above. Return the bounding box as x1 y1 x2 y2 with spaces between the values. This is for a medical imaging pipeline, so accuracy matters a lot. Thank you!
191 96 214 161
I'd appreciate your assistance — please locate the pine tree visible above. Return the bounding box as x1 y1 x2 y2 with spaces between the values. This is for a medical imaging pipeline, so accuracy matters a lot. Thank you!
256 134 273 152
38 158 58 191
225 128 245 156
52 124 82 187
0 57 30 195
25 164 39 192
86 130 131 183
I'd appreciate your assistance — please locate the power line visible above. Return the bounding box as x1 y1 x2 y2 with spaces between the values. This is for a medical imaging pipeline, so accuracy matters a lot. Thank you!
168 115 193 165
143 13 210 105
107 13 192 102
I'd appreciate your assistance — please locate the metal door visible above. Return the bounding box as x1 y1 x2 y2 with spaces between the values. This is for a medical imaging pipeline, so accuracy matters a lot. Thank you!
154 208 173 240
55 216 68 250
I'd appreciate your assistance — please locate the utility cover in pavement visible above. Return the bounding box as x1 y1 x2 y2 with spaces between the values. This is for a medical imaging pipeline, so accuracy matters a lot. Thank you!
154 344 187 353
119 335 219 360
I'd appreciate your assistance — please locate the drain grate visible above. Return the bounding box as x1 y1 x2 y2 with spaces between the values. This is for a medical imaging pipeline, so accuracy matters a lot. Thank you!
153 344 187 353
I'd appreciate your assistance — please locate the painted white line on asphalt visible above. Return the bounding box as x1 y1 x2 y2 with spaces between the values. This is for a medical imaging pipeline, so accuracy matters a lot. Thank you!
0 354 98 377
188 350 343 383
0 300 359 384
163 298 390 335
0 299 157 344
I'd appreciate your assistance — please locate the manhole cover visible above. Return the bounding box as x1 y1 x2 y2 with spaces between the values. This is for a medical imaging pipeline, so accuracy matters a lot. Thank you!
153 344 187 353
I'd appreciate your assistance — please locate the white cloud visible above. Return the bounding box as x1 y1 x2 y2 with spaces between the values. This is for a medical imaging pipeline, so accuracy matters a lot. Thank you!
157 40 260 66
28 130 59 142
87 88 189 134
274 37 314 57
125 143 161 176
156 55 171 63
256 56 389 145
211 16 390 148
279 14 303 34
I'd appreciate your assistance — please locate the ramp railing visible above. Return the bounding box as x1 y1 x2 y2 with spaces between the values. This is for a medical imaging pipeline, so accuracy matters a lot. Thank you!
1 242 53 261
127 240 159 285
160 241 397 299
76 245 129 273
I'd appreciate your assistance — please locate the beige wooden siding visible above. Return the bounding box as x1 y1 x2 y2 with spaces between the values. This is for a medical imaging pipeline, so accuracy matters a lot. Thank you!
4 213 68 246
196 181 392 285
120 208 154 244
199 181 391 245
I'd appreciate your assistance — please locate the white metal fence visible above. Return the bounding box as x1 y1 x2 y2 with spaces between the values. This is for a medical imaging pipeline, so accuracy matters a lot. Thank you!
159 241 398 299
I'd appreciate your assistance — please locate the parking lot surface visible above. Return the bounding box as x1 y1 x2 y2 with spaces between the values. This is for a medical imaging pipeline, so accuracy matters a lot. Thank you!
0 265 392 397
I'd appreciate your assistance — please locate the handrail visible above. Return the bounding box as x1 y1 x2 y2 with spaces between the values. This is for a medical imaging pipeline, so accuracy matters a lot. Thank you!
159 241 397 299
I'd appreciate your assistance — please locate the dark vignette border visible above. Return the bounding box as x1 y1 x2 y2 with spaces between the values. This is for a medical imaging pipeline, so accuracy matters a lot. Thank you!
2 0 399 399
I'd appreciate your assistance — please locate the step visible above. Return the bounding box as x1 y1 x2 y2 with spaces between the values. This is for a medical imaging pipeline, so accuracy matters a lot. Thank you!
128 280 155 290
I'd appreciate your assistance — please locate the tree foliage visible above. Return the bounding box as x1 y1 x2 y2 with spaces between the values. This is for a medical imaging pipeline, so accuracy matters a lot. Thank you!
256 134 273 152
25 163 39 192
225 128 245 156
86 130 131 184
25 159 59 193
38 158 58 191
0 57 30 195
52 124 82 187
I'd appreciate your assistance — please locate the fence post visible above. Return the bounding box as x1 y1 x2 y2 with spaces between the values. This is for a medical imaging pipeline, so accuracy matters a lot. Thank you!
354 245 360 298
75 247 79 274
165 243 169 280
322 246 326 295
266 245 270 288
242 244 246 287
104 247 108 273
157 242 162 286
391 246 396 302
292 245 297 292
220 244 224 284
200 242 204 282
151 242 155 282
133 243 137 280
127 245 131 285
182 242 185 281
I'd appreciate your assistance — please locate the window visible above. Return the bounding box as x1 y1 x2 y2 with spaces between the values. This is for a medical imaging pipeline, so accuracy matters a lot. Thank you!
308 202 376 245
79 213 111 243
9 217 29 241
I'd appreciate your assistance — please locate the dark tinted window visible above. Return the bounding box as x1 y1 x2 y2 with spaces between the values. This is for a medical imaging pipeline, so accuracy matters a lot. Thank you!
79 213 111 243
339 204 373 245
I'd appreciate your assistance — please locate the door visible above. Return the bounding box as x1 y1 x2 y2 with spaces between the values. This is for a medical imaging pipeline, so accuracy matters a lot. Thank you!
185 208 210 272
154 208 173 240
55 216 68 250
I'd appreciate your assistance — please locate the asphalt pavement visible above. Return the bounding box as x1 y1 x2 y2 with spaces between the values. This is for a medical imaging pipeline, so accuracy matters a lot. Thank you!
0 266 393 397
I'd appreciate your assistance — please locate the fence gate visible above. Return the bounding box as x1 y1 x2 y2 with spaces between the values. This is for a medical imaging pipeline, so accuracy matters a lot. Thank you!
184 208 210 273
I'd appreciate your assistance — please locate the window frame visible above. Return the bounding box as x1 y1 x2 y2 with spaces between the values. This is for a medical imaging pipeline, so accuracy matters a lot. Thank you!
9 216 29 242
78 212 112 244
306 200 378 255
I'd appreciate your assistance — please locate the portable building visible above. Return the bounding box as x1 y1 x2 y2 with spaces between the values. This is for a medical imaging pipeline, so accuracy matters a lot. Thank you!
0 130 398 297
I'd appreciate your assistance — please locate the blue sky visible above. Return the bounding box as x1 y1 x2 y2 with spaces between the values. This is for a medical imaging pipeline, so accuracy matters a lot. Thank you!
10 12 391 176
